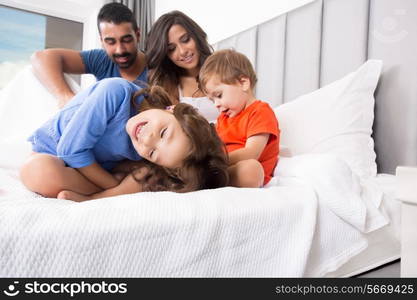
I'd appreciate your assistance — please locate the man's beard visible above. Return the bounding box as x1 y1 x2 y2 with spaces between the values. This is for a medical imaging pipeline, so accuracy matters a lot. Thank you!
112 51 137 69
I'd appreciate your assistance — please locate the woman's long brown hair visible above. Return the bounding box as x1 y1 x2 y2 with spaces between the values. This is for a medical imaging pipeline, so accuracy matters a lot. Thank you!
145 10 213 102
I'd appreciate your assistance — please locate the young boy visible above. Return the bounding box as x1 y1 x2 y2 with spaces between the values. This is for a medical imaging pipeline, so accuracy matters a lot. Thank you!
199 49 280 187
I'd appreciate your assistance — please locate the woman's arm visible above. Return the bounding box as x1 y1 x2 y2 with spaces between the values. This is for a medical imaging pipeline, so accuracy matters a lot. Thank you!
227 133 269 165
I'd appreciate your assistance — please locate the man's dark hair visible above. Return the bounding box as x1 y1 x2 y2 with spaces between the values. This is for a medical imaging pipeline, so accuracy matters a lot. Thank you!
97 3 138 33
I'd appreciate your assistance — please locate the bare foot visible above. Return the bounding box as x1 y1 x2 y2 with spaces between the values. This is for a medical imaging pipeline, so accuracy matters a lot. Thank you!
57 190 90 202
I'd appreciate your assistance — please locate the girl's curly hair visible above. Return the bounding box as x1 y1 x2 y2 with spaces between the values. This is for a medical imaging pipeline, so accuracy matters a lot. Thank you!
130 86 229 192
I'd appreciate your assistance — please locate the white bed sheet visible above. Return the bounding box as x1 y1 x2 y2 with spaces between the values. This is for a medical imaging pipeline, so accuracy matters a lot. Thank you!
0 67 395 277
0 162 390 278
325 174 401 277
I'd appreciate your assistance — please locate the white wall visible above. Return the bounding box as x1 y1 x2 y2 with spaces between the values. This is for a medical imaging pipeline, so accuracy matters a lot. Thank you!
1 0 315 88
155 0 315 44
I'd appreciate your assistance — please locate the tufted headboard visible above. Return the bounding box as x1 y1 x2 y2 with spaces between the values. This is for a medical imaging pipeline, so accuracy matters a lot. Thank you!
213 0 417 174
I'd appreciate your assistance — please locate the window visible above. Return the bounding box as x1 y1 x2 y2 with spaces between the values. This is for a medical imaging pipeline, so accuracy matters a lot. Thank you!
0 5 83 89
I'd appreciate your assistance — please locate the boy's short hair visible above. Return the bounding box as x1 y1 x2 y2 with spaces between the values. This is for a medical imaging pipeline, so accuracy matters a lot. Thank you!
97 3 138 33
199 49 257 93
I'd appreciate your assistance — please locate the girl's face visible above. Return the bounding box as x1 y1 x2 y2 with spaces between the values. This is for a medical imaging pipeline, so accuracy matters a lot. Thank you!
204 76 252 118
167 24 200 75
126 108 191 168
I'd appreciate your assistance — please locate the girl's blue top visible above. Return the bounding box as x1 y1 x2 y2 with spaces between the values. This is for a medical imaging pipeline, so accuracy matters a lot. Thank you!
28 78 144 171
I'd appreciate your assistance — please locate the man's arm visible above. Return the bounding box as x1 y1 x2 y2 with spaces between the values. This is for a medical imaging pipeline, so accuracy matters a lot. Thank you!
227 133 270 165
31 48 86 107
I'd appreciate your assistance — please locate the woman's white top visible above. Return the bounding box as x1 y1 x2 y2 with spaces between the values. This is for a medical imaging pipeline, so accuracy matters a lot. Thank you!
178 86 219 123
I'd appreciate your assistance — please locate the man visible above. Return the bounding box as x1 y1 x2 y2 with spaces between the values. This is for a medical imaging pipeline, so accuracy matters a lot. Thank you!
31 3 147 107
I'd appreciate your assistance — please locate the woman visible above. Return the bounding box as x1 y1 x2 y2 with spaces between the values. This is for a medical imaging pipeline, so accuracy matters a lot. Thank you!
19 78 229 201
145 10 219 123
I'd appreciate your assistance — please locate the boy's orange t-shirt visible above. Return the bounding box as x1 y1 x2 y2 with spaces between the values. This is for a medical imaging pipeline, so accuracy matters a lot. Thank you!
215 100 280 185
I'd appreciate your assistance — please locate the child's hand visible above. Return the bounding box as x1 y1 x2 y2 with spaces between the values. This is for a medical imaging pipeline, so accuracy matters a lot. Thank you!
228 133 269 165
113 172 127 183
131 166 150 181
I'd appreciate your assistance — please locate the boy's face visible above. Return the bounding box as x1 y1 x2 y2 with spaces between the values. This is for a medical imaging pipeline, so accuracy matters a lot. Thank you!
204 76 251 118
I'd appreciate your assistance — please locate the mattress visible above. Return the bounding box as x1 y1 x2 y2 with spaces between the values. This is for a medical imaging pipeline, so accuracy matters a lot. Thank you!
0 157 395 277
325 174 401 277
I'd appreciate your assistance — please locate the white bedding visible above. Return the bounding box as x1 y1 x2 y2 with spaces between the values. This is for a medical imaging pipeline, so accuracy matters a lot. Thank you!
0 67 393 277
326 174 401 277
0 158 389 277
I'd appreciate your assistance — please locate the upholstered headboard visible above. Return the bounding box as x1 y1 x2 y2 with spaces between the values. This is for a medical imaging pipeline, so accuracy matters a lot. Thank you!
214 0 417 174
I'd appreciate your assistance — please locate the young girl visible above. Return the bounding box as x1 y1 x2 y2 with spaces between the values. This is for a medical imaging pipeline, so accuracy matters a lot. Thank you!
199 49 280 187
20 78 229 201
145 10 219 123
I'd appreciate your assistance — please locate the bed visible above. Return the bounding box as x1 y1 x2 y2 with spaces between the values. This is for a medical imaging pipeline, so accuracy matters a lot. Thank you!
213 0 416 277
0 0 416 277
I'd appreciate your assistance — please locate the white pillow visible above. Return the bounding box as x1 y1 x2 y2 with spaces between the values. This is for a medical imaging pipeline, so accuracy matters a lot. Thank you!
0 66 80 170
274 60 382 179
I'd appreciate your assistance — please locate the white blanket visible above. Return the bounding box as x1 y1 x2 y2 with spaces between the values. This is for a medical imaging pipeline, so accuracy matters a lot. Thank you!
0 68 389 277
